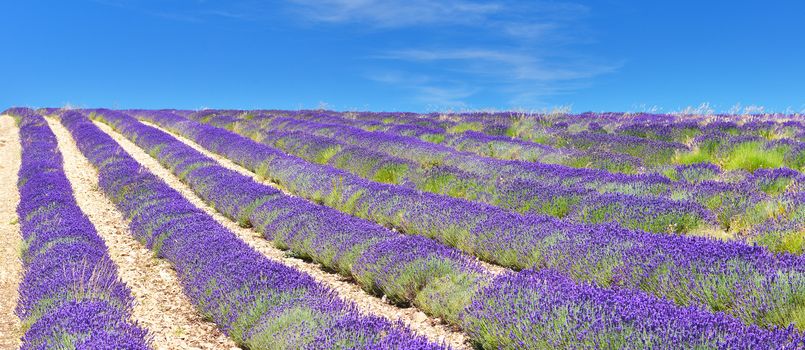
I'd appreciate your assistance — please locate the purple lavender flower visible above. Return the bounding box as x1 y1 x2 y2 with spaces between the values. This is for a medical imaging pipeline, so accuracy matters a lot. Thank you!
126 109 805 331
59 110 447 350
7 108 149 349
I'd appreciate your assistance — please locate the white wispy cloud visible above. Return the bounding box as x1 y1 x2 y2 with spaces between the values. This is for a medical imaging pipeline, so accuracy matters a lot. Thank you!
92 0 619 110
373 47 619 109
287 0 502 27
501 23 559 41
365 70 477 109
381 49 618 81
91 0 272 22
287 0 618 109
416 85 479 109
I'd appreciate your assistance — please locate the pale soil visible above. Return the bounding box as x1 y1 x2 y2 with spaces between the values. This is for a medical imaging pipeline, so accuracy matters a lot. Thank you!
0 116 23 350
46 117 240 350
108 121 473 349
141 121 505 275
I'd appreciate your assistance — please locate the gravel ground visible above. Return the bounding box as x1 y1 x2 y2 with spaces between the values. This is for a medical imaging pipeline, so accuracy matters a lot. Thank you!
111 120 474 348
47 117 240 350
0 115 23 350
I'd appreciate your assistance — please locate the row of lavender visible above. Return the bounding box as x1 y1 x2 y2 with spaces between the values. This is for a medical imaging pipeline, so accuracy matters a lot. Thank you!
241 110 796 198
200 109 650 174
331 110 805 251
333 110 805 172
297 109 805 178
518 111 805 144
85 108 805 348
279 110 685 168
90 109 485 323
221 110 803 252
619 119 805 177
502 113 805 238
218 111 677 196
465 112 805 180
127 109 805 331
209 113 715 235
454 112 805 254
591 117 805 182
58 110 445 349
307 111 652 173
7 108 149 349
189 109 805 252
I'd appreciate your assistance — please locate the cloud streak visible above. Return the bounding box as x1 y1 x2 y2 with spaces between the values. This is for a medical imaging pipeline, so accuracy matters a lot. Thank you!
287 0 502 27
380 49 619 81
91 0 619 110
91 0 276 22
288 0 618 109
365 70 479 108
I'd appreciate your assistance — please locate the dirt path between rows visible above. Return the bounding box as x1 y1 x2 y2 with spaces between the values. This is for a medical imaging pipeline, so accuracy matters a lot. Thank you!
0 116 23 350
106 120 472 348
46 117 240 350
139 121 294 196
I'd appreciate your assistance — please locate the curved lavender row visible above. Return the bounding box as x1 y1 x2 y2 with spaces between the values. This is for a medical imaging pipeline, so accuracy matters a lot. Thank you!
298 110 687 166
334 112 646 172
88 109 486 323
228 111 670 192
224 115 714 234
273 114 670 189
7 108 149 349
216 110 805 170
228 112 789 236
211 110 790 235
91 110 805 349
615 117 805 144
466 269 804 349
262 110 647 173
226 111 676 194
585 118 805 195
484 114 805 233
573 115 805 168
344 110 805 173
131 109 805 330
222 113 698 199
410 111 689 163
394 110 805 174
373 112 805 232
682 130 805 173
58 111 445 350
229 111 805 248
439 130 645 172
544 128 687 166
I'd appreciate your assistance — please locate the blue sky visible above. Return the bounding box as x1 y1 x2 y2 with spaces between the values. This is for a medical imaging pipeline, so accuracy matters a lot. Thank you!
2 1 804 113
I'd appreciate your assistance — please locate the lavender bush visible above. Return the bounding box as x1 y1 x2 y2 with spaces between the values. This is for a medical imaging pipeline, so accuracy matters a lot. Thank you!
122 109 805 330
92 108 805 348
59 110 445 350
7 108 149 349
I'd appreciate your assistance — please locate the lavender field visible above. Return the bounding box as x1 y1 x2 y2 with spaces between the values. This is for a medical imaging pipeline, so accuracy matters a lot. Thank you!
3 107 805 349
